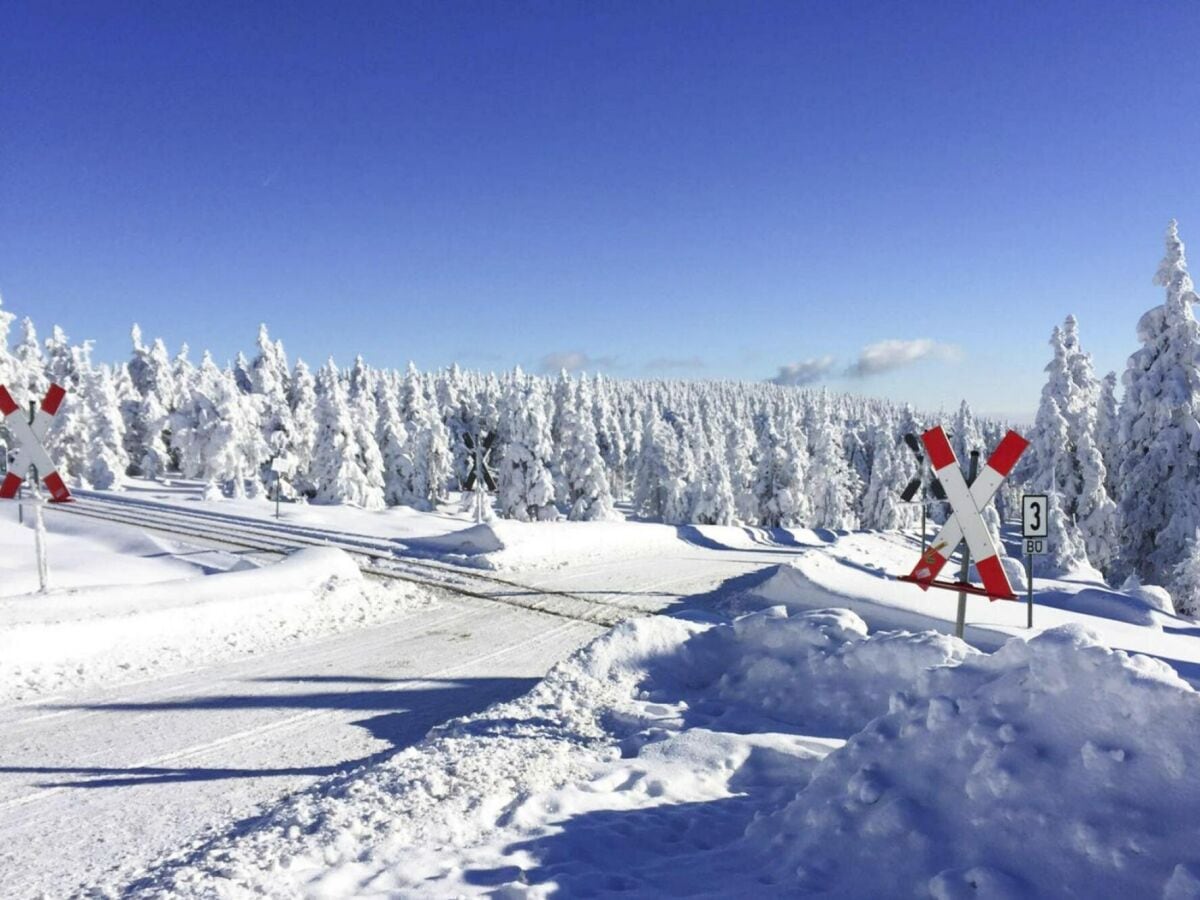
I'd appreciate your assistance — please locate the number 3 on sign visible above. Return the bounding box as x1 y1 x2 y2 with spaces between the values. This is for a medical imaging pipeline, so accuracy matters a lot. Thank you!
1022 494 1049 539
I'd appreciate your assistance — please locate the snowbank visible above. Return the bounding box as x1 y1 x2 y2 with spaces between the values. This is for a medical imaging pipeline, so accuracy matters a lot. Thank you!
751 624 1200 898
125 608 971 896
0 548 434 702
127 609 1200 898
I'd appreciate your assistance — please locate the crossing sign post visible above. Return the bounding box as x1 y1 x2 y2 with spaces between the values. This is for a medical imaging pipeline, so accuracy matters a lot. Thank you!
0 383 73 593
0 384 72 502
462 430 497 524
899 425 1029 639
1021 494 1049 629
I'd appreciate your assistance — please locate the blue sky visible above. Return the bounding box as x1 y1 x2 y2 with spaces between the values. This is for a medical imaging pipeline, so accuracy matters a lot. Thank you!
2 1 1199 419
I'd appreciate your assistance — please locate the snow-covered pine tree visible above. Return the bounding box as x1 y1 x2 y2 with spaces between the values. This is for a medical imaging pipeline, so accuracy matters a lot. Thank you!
345 356 387 506
41 331 91 484
310 359 383 509
287 359 319 498
591 374 627 499
806 398 858 530
725 413 759 524
1034 487 1090 577
753 411 809 527
393 363 452 509
13 318 47 401
496 368 557 521
1172 530 1200 618
374 374 410 507
251 325 298 492
556 377 616 521
860 425 917 531
1096 371 1120 500
123 326 175 477
82 363 129 490
1118 220 1200 593
0 293 16 392
1075 428 1119 575
171 353 265 497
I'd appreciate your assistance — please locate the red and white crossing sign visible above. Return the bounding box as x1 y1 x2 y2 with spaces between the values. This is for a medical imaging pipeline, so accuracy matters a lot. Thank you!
900 425 1028 601
0 383 72 502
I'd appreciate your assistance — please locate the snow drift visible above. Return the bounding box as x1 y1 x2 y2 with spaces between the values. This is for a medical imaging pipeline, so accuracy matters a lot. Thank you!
129 607 1200 898
0 547 432 702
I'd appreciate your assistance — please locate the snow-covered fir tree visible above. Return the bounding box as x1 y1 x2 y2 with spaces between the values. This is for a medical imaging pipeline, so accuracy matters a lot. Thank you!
496 369 557 521
555 376 616 521
1173 530 1200 618
1117 220 1200 598
310 359 384 509
753 412 809 527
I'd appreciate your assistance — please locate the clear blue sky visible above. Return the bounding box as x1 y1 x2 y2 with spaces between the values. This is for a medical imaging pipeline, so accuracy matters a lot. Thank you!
3 1 1199 419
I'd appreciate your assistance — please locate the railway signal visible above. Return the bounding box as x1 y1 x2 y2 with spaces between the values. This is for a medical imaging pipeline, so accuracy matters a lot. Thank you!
463 430 498 523
899 425 1029 638
0 384 72 502
0 383 73 593
899 432 948 553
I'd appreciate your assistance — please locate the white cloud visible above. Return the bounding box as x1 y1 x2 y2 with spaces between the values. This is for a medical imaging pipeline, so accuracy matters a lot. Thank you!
769 355 836 386
537 351 618 374
845 339 960 378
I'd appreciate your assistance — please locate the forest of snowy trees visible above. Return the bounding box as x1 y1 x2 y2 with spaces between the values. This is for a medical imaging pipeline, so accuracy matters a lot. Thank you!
1 221 1198 612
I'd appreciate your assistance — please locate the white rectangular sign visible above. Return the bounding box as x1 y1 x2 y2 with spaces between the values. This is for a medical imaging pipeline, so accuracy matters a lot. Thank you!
1022 494 1049 539
1025 537 1048 556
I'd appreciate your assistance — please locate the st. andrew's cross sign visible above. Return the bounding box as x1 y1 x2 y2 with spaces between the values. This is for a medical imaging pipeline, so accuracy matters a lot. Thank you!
899 425 1028 602
0 384 72 502
462 430 497 493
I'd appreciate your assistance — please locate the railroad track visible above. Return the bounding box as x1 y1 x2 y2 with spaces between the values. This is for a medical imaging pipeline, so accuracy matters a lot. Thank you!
54 492 657 628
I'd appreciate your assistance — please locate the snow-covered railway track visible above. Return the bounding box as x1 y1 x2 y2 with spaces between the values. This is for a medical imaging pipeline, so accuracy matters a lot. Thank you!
54 496 652 627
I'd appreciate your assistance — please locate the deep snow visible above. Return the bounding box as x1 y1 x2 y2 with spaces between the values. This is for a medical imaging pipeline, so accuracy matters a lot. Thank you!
5 486 1200 897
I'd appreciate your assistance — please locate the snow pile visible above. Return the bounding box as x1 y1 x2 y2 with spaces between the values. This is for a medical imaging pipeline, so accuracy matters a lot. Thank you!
402 521 508 561
123 608 970 896
0 547 434 702
751 624 1200 898
669 605 973 738
124 608 1200 898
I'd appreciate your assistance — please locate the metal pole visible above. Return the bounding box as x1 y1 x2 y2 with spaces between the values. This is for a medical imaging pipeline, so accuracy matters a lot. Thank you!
954 450 980 640
474 438 484 524
275 479 281 520
920 496 927 555
1026 548 1034 629
34 494 48 593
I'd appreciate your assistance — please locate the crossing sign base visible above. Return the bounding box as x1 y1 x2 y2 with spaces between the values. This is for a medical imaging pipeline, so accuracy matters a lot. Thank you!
897 573 1016 601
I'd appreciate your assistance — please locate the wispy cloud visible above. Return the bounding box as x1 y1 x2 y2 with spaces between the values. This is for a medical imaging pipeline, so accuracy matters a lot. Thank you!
845 339 960 378
645 356 706 371
769 355 836 386
538 351 619 374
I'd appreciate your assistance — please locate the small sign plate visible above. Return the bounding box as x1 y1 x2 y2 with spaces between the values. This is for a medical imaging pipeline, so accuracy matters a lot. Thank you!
1022 494 1049 539
1025 537 1047 556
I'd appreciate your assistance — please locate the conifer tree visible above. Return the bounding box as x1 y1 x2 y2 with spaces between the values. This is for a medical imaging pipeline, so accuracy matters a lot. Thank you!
1118 220 1200 591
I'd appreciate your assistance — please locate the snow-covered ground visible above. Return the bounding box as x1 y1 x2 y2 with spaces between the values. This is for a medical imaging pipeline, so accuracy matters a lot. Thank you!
4 486 1200 897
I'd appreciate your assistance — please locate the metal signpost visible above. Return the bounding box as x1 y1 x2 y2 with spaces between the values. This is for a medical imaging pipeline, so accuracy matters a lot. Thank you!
269 455 292 520
462 430 497 524
0 383 73 593
1021 494 1049 629
899 425 1029 639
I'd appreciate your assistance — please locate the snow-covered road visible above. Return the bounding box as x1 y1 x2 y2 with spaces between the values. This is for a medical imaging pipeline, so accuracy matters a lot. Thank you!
0 597 600 897
0 508 822 897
